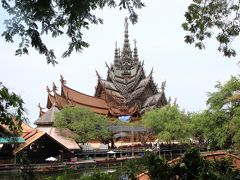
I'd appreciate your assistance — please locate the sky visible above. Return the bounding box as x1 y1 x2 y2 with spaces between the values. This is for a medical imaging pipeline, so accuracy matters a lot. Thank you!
0 1 239 126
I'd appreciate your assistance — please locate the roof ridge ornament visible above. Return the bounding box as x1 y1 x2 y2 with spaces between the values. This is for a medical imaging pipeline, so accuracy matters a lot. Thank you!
105 62 110 70
60 74 66 85
121 17 132 72
52 82 58 93
38 103 44 110
161 80 166 91
46 86 51 93
95 70 101 80
37 103 45 117
174 98 177 105
168 97 171 104
114 41 119 65
133 39 139 62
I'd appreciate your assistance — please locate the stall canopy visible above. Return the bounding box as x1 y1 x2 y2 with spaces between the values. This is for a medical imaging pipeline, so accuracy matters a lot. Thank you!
0 137 25 144
107 150 116 154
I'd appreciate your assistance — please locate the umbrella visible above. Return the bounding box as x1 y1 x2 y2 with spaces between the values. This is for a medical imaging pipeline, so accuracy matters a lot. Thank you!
107 150 116 154
145 148 153 152
45 156 58 161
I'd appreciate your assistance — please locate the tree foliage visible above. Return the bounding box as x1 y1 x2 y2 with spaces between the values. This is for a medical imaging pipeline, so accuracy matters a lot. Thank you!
0 82 26 133
1 0 145 64
118 148 240 180
176 147 238 180
54 106 111 144
80 171 113 180
183 0 240 58
190 76 240 150
142 105 190 143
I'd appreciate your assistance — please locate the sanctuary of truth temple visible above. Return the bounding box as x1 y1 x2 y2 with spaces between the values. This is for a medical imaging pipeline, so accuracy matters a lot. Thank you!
0 18 177 165
37 17 169 121
0 18 174 164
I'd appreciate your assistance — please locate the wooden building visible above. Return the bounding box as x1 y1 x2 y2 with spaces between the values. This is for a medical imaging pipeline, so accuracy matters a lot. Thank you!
42 17 169 118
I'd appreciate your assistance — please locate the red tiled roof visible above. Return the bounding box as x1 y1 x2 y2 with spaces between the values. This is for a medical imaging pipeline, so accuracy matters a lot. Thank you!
46 85 110 115
62 84 109 109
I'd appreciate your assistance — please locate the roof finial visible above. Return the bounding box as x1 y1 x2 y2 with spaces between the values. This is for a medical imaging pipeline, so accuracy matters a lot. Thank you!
161 80 166 91
37 103 45 117
174 98 177 105
133 39 139 62
95 70 101 80
46 86 51 93
168 97 171 104
52 82 58 93
121 17 132 66
114 42 119 64
60 74 66 85
124 17 128 34
38 103 43 111
105 62 110 70
149 68 153 77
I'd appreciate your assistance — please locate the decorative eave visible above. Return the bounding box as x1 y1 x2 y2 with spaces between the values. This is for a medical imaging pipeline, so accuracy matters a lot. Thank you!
108 103 140 117
140 91 168 114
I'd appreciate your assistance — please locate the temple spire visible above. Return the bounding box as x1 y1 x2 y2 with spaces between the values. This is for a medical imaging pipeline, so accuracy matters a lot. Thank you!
121 17 132 71
133 39 139 62
114 41 119 64
123 17 130 53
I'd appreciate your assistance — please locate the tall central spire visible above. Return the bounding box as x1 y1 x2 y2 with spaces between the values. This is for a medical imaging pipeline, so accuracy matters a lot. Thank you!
121 17 133 72
124 17 129 47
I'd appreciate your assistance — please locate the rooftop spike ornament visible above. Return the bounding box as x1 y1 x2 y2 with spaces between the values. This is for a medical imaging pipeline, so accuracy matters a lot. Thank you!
121 17 132 72
114 41 119 65
95 70 101 80
60 74 66 85
46 86 51 93
161 80 166 91
52 82 58 93
133 39 139 63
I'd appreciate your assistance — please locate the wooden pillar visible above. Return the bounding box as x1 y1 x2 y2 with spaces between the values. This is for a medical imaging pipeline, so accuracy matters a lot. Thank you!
131 129 134 157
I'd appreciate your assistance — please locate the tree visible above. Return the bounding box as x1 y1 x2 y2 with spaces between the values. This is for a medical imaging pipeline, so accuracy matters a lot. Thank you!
205 76 240 150
80 171 113 180
189 111 208 147
142 105 191 143
183 0 240 58
1 0 145 65
0 82 26 133
143 152 172 180
175 147 238 180
54 106 111 144
190 76 240 150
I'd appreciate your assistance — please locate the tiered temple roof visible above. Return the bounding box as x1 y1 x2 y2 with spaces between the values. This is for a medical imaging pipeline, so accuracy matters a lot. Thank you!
39 17 168 119
94 17 168 116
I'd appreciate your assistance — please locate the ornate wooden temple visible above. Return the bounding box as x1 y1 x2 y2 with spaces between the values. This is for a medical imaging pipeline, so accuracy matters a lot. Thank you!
43 17 168 118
